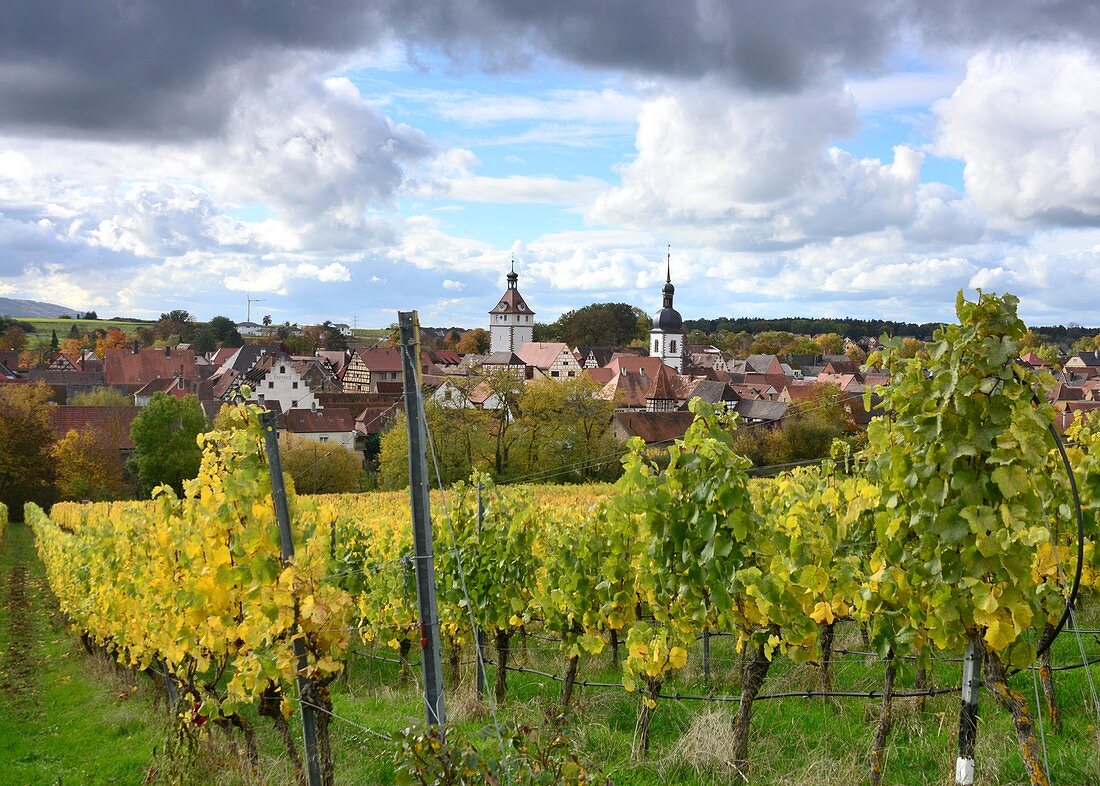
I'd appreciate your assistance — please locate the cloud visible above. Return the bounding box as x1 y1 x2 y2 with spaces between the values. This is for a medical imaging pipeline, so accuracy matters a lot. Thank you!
936 46 1100 225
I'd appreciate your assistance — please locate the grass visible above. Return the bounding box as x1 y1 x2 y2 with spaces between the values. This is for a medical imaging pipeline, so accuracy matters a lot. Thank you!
0 521 164 785
3 520 1099 785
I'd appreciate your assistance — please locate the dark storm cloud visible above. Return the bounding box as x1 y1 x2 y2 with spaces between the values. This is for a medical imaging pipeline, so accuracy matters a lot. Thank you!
4 0 1100 137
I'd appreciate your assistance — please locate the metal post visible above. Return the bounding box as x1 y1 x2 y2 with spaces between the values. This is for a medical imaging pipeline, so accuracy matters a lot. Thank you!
956 636 981 785
475 482 486 702
398 310 447 727
262 411 323 786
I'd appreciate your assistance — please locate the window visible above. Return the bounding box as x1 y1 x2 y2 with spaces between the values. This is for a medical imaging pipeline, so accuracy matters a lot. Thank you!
292 400 298 408
292 381 299 389
551 370 559 377
319 435 329 443
280 366 285 374
654 339 659 352
671 340 677 353
268 381 274 389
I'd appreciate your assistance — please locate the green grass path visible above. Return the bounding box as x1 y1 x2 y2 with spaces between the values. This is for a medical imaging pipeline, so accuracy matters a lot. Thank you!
0 521 163 785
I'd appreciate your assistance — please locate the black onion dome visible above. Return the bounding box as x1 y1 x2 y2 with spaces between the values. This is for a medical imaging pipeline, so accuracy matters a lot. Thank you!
652 306 683 331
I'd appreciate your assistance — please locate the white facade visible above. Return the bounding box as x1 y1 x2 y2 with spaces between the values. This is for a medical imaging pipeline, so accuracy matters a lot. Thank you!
250 361 317 412
650 328 684 373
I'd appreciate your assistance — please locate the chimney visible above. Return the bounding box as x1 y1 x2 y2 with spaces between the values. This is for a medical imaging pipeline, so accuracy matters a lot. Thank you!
132 339 139 354
164 346 171 358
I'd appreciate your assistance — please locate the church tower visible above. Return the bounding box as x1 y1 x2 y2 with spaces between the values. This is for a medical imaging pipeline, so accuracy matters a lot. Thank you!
488 258 535 354
650 249 685 372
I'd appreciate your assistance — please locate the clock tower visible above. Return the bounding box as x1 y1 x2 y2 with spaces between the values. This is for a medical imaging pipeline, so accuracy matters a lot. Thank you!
488 259 535 354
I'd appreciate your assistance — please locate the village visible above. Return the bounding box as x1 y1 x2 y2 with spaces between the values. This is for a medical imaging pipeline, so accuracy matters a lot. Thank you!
1 261 1098 492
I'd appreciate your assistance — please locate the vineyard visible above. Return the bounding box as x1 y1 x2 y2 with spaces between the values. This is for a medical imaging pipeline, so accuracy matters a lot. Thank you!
15 292 1100 785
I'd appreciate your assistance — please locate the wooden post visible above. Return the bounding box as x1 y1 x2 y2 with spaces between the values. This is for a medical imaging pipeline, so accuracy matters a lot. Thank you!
398 310 447 727
955 636 981 785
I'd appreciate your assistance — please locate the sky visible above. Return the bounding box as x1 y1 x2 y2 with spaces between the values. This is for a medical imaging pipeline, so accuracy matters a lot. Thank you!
2 1 1100 329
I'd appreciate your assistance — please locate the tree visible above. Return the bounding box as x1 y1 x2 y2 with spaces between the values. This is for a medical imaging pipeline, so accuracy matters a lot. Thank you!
548 302 648 347
52 428 128 501
815 332 845 354
262 314 272 327
129 393 206 496
0 383 56 513
513 376 622 481
156 309 194 341
190 327 217 353
378 402 494 489
0 325 27 351
1070 334 1100 354
321 321 348 351
96 327 129 357
70 387 132 407
280 437 362 494
208 316 244 347
49 330 59 353
455 328 490 354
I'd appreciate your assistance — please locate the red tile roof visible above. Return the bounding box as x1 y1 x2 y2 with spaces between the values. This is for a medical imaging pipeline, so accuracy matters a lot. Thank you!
282 408 356 434
611 411 695 444
48 406 139 450
105 348 198 386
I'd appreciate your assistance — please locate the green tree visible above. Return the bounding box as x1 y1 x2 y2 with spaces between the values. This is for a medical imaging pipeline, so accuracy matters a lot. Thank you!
815 332 845 354
378 402 494 490
548 302 648 347
280 436 362 494
513 376 621 481
0 382 56 514
749 330 797 355
129 393 206 496
49 330 59 353
208 315 244 347
70 387 132 407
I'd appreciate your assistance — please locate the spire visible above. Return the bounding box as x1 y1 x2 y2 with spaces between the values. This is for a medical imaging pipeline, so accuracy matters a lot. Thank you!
507 255 518 290
662 246 675 307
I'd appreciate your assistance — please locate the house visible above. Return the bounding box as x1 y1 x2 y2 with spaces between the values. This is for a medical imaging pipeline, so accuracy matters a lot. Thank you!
280 408 357 449
239 354 317 412
236 321 265 337
1064 351 1100 378
480 351 532 380
355 405 399 439
733 399 789 426
330 323 353 336
133 375 214 407
48 406 139 455
104 347 200 388
342 347 419 394
611 411 695 446
517 342 583 379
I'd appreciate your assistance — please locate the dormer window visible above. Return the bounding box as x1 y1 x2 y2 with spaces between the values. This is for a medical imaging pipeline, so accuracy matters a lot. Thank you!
499 302 507 309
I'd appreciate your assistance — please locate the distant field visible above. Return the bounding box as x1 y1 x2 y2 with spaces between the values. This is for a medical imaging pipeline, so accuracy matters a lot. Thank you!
22 318 148 348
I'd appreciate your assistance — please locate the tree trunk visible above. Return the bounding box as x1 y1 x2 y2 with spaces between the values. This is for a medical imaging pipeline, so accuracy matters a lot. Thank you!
702 628 712 682
731 637 773 778
399 638 412 685
818 621 835 691
259 686 304 785
1037 624 1060 733
634 676 662 758
609 629 620 670
983 643 1050 786
449 642 461 686
561 654 580 708
914 664 929 713
869 652 897 786
494 630 510 703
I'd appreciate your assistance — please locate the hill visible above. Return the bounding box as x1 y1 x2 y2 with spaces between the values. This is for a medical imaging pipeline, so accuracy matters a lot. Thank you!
0 297 80 319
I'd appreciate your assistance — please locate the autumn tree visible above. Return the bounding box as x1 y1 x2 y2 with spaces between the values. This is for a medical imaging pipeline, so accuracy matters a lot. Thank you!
814 332 845 354
96 327 129 358
52 429 128 501
0 382 56 514
0 325 27 351
455 328 490 354
280 437 362 494
378 402 494 489
129 393 206 496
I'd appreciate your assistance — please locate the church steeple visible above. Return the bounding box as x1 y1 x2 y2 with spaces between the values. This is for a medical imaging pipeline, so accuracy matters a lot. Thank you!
650 245 685 373
489 257 534 354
